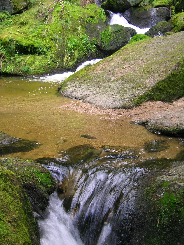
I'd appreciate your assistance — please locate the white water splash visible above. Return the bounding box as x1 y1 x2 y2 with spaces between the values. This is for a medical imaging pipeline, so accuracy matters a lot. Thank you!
109 12 150 34
38 192 84 245
38 58 102 83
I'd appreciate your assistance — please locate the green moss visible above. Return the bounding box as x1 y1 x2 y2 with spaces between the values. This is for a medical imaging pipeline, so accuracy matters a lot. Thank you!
128 34 151 44
140 0 184 12
143 177 184 244
0 158 56 212
0 157 55 194
171 12 184 32
0 166 39 244
152 0 173 7
134 59 184 105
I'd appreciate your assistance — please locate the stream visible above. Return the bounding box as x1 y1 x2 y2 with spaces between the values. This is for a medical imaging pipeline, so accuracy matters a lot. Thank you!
1 12 184 245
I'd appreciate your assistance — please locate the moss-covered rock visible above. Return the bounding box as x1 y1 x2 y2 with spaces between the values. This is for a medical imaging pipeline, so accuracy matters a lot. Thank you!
134 59 184 104
0 166 40 244
152 0 184 12
140 162 184 244
145 20 172 37
101 0 143 12
123 6 170 28
59 31 184 108
0 1 107 75
171 12 184 32
0 157 56 213
0 0 38 14
96 24 136 55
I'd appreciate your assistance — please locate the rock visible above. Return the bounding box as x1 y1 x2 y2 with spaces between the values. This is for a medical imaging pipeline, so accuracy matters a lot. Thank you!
0 2 108 75
139 109 184 136
0 0 13 13
96 24 136 55
137 160 184 244
101 0 143 13
145 21 172 37
0 157 56 213
0 166 40 244
123 7 171 28
59 32 184 109
0 0 29 14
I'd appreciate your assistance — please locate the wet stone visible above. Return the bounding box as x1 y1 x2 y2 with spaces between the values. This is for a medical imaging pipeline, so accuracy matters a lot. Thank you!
0 131 40 156
144 139 169 153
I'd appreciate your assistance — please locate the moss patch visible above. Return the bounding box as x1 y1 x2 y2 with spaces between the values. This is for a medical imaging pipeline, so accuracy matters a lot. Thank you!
128 34 151 44
142 170 184 244
134 59 184 104
0 157 56 212
171 12 184 32
0 166 39 244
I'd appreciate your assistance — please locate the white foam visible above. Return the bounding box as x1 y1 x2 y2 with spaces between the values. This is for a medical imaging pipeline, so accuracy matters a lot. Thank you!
109 12 150 34
37 58 102 83
39 72 74 83
38 192 83 245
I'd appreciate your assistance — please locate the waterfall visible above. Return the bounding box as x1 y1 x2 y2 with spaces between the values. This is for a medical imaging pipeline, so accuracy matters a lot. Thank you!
38 192 84 245
37 59 102 83
38 158 146 245
109 12 150 34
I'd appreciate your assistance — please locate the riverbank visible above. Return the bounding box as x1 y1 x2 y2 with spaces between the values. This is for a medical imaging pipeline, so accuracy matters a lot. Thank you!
57 96 184 136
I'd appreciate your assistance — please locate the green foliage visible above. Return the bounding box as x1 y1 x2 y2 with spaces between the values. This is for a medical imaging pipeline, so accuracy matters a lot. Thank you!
171 12 184 32
100 26 114 47
0 11 11 22
128 34 151 44
0 1 106 75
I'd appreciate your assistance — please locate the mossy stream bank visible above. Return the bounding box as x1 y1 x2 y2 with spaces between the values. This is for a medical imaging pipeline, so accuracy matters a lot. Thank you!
0 133 56 244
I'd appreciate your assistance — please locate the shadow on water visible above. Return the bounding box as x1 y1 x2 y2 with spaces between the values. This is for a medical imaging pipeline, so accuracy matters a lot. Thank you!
0 131 40 156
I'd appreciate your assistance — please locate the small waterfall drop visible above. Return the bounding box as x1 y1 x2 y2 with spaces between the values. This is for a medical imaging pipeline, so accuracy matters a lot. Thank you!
38 192 84 245
38 59 102 83
38 157 146 245
109 12 150 34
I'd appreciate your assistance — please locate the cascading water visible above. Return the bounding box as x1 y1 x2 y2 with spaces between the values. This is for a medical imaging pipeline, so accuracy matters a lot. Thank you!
38 154 147 245
109 12 150 34
37 59 102 83
36 11 152 244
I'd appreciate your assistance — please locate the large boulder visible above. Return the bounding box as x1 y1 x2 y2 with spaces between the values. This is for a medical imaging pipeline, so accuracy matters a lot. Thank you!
101 0 143 13
96 24 137 55
123 7 171 28
59 32 184 109
0 0 30 14
145 21 172 37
